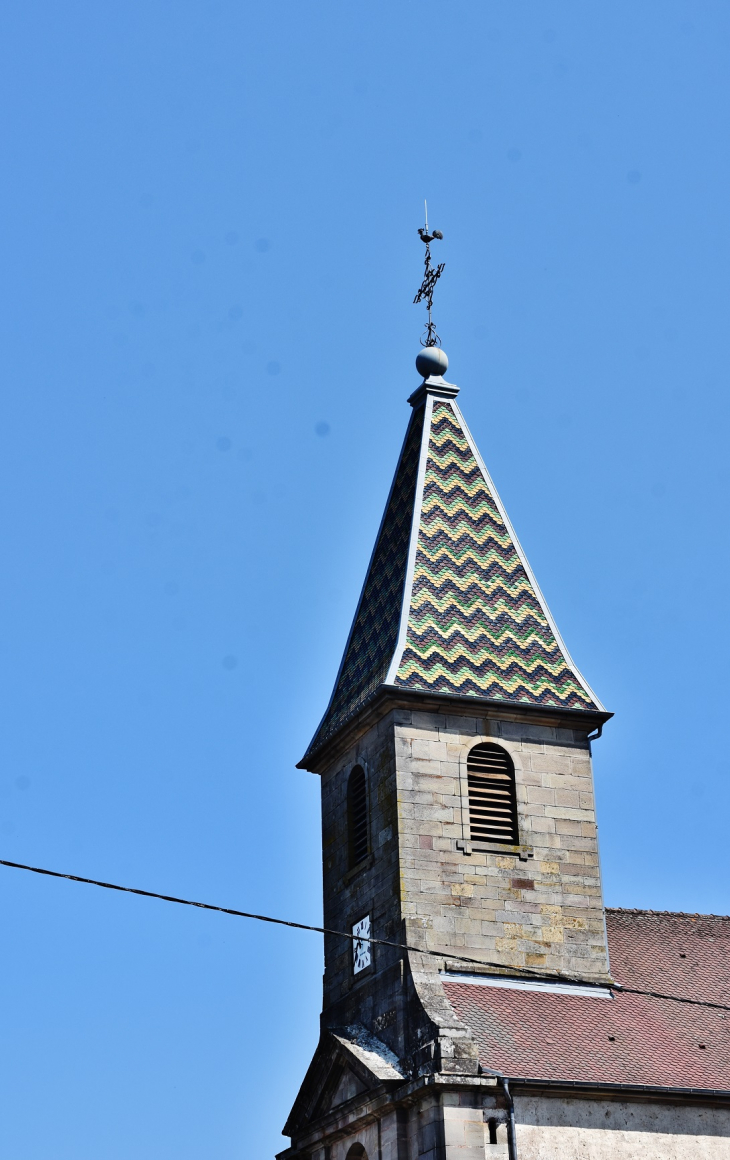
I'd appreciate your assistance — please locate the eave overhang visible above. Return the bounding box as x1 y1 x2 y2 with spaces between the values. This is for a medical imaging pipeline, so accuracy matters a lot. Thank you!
505 1077 730 1107
298 682 612 774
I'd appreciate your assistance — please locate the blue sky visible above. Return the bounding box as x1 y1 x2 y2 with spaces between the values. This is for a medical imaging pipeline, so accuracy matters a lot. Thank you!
1 2 728 1157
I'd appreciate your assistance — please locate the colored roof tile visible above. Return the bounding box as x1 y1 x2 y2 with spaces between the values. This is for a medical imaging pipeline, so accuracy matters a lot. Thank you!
444 909 730 1091
309 407 424 747
305 388 601 757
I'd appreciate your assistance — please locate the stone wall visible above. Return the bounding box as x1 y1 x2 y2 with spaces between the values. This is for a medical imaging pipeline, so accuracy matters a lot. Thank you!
316 698 609 1071
514 1096 730 1159
393 705 610 982
303 1086 510 1160
319 706 405 1043
300 1092 730 1160
309 696 615 1158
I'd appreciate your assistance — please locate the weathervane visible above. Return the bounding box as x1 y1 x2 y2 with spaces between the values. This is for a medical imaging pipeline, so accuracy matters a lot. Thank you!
413 201 445 348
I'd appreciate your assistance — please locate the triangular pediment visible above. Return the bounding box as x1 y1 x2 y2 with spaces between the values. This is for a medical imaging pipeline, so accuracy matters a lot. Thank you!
327 1066 366 1110
283 1025 405 1137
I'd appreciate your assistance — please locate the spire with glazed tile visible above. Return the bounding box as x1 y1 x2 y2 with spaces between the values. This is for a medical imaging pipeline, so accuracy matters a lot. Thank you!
303 222 605 763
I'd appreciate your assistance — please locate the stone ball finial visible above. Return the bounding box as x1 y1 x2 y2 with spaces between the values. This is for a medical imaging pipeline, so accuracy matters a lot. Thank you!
416 346 449 380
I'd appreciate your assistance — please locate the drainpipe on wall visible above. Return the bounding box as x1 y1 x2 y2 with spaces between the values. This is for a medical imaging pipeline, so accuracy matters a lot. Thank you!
498 1077 518 1160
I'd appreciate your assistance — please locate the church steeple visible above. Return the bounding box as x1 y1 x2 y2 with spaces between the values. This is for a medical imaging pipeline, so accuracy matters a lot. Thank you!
282 225 612 1160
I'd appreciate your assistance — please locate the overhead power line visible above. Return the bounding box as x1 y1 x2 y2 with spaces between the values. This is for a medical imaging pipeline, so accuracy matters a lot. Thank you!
1 857 728 1014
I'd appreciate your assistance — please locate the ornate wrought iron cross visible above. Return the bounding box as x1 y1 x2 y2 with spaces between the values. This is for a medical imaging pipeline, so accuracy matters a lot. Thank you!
413 201 445 348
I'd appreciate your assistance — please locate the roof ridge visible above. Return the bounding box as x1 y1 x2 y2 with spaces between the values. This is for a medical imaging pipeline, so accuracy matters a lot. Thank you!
607 906 730 920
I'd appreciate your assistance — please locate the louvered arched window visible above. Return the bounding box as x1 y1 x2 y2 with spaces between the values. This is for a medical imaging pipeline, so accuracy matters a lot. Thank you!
467 743 519 845
347 765 369 867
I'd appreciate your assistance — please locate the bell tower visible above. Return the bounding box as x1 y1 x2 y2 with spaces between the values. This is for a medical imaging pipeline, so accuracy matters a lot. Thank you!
279 229 611 1160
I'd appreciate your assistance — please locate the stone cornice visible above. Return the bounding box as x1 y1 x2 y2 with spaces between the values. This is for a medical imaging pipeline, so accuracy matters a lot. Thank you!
298 683 611 773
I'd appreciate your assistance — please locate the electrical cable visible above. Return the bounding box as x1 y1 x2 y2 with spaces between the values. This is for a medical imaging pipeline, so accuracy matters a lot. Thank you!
1 857 728 1014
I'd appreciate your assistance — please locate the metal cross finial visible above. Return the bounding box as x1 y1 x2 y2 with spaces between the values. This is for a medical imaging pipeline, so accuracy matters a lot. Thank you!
414 201 445 347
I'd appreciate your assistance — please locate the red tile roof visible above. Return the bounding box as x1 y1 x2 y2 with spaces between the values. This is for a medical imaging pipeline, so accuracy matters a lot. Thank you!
444 909 730 1091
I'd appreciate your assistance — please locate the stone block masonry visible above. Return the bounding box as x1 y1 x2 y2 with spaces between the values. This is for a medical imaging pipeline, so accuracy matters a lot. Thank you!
317 695 610 1075
393 706 610 984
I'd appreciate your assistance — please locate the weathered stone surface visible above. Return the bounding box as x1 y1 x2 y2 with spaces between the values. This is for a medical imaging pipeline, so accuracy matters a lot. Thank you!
388 707 610 984
514 1096 730 1159
281 698 729 1160
282 698 617 1157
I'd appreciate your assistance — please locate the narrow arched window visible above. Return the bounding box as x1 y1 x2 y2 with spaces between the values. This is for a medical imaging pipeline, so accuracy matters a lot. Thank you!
346 1145 367 1160
467 743 518 845
347 765 369 867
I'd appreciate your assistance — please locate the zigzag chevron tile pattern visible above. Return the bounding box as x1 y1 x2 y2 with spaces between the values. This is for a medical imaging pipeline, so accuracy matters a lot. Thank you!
394 402 596 710
305 394 598 757
311 406 425 749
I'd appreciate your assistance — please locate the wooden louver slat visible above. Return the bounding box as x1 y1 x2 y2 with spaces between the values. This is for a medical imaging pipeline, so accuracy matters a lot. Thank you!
347 766 369 867
467 743 518 845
